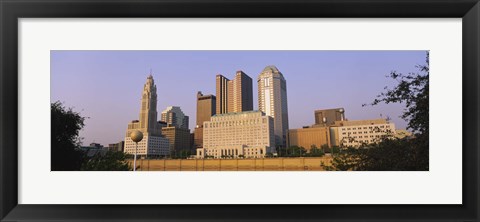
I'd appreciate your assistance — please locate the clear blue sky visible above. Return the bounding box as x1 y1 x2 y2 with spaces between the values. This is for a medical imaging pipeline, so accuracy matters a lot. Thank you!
51 50 427 146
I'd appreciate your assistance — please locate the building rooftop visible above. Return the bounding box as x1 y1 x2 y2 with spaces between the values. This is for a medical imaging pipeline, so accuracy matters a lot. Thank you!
332 118 389 127
262 65 279 73
314 108 345 113
212 110 262 117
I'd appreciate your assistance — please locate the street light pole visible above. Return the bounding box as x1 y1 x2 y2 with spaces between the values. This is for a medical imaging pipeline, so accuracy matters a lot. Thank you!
322 117 328 155
134 142 138 171
130 130 143 171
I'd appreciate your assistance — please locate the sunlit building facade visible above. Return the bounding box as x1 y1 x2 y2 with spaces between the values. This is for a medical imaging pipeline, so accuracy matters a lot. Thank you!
258 65 289 148
197 111 275 159
330 119 396 147
215 71 253 114
287 126 330 151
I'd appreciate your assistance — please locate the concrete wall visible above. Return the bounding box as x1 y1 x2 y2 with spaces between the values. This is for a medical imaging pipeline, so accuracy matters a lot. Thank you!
129 157 333 171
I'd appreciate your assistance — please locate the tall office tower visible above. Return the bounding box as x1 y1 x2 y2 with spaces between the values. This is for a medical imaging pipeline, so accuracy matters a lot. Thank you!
139 75 159 132
258 65 289 147
124 75 170 157
194 91 216 149
160 106 189 129
233 71 254 112
216 75 230 114
215 71 253 114
314 108 346 126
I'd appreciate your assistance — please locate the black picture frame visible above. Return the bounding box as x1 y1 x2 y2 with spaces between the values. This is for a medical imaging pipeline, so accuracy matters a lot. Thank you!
1 0 479 221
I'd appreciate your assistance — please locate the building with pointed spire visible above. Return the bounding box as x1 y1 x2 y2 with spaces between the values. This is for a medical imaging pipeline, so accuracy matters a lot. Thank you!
258 65 289 148
124 74 170 157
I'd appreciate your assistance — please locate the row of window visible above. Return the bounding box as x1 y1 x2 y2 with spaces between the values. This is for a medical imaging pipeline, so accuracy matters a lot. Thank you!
341 125 391 131
205 119 268 128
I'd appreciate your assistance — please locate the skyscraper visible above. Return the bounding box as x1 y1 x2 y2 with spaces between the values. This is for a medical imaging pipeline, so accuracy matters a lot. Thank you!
216 75 229 114
233 71 254 112
258 65 289 147
160 106 189 129
124 75 170 157
215 71 253 114
196 92 216 128
194 91 216 149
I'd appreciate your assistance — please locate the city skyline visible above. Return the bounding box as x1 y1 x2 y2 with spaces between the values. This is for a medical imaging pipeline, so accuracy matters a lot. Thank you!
51 50 427 145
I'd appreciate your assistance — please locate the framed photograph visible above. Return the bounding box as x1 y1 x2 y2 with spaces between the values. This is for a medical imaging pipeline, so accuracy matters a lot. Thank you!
1 0 479 221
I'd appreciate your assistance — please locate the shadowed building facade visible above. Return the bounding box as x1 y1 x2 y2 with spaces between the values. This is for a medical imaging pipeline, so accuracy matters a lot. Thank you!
314 108 345 126
124 75 170 157
108 141 125 152
215 71 253 114
161 126 191 156
258 65 289 148
194 91 216 149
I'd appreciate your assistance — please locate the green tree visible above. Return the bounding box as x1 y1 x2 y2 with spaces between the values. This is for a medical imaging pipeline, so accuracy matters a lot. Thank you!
52 101 133 171
277 147 288 157
331 146 340 156
81 151 131 171
51 101 86 171
308 145 325 157
329 138 424 171
285 146 306 157
331 53 429 171
320 144 329 153
369 53 429 135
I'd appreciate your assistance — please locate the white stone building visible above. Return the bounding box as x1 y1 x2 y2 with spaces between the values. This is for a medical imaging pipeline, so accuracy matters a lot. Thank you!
330 119 396 147
197 111 275 159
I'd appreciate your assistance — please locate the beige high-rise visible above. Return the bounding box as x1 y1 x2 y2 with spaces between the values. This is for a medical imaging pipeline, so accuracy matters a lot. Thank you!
216 75 229 114
215 71 253 114
258 65 289 147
